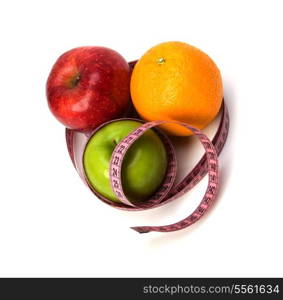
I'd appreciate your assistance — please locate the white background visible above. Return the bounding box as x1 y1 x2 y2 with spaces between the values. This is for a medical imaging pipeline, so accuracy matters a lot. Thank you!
0 0 282 277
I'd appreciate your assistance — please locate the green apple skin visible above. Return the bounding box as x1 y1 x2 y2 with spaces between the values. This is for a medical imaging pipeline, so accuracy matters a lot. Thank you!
83 120 168 203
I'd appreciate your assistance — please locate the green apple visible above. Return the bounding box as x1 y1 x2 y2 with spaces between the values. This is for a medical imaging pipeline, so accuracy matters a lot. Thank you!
83 120 168 203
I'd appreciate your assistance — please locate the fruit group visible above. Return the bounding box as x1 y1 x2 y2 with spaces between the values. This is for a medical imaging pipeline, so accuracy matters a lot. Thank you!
46 46 131 131
83 120 168 203
130 41 223 136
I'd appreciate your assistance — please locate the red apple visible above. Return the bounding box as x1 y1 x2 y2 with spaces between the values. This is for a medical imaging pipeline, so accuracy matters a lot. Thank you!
46 46 131 131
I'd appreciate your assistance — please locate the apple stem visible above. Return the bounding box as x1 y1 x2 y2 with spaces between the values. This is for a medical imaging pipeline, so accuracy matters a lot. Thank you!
69 74 81 88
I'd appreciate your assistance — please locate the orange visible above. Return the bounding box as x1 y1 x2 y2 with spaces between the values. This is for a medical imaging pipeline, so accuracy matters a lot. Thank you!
130 41 223 136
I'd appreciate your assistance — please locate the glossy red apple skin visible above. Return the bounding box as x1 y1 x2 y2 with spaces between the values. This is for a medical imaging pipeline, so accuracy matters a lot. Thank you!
46 47 131 131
